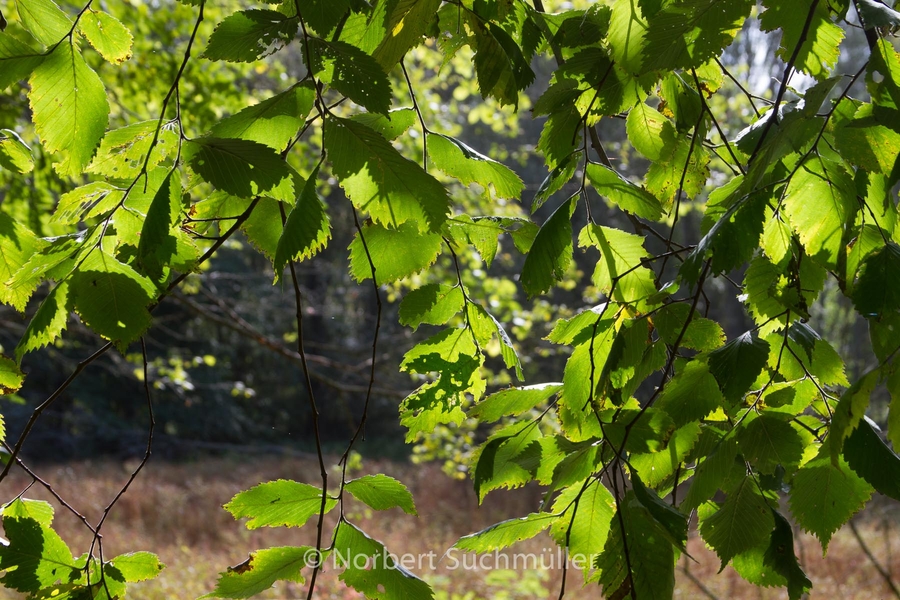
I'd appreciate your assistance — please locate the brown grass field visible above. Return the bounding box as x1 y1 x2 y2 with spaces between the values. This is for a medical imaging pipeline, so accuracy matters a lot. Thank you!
0 455 897 599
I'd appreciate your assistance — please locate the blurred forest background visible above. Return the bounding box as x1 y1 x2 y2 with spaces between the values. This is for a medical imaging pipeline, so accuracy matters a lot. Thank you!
0 0 897 597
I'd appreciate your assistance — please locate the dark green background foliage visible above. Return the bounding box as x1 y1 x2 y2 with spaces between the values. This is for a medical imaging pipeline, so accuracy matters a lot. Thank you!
0 0 899 597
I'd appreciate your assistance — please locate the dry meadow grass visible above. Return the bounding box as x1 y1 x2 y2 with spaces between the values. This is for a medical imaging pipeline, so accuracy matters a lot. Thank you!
0 455 897 599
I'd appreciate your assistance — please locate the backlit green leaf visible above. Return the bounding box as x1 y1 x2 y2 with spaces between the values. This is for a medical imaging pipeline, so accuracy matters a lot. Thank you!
326 117 450 233
790 453 873 551
372 0 442 71
70 251 156 347
187 137 294 202
585 163 664 221
0 129 33 174
345 474 416 515
708 332 770 402
224 479 336 529
78 10 133 64
454 512 556 553
398 284 464 330
348 221 441 285
521 195 576 296
203 546 312 599
273 168 331 279
782 156 855 268
28 42 108 177
334 522 434 600
700 476 775 568
428 134 524 200
760 0 843 79
211 83 315 152
16 0 71 46
203 10 297 63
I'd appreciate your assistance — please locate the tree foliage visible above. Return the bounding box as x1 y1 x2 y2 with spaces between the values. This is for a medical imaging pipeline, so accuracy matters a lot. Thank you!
1 0 900 598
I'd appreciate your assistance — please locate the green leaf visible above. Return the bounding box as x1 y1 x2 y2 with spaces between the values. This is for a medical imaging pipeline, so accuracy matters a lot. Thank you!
829 370 878 463
70 252 156 347
28 42 109 177
653 303 725 351
1 499 54 528
78 10 133 64
137 170 182 281
472 421 541 501
606 0 648 73
241 197 283 260
520 195 576 296
737 414 804 475
782 156 855 268
549 480 615 574
348 221 441 285
326 117 450 233
470 383 562 422
350 108 417 140
16 281 71 361
0 212 43 311
345 474 416 515
87 121 178 179
645 133 710 205
626 102 678 162
16 0 71 46
398 284 464 330
0 515 77 593
224 479 336 529
631 421 702 488
595 492 675 599
682 434 743 511
299 0 349 34
372 0 442 71
187 137 294 202
310 39 391 115
109 552 164 583
0 355 24 394
835 105 900 176
469 20 534 107
211 83 315 152
54 182 124 224
469 304 523 380
642 0 753 73
603 407 676 453
852 242 900 318
843 418 900 501
763 511 812 600
203 546 313 599
537 109 582 170
700 476 775 568
399 328 484 439
578 224 656 304
454 512 557 553
273 168 331 279
631 472 688 549
708 332 770 402
585 163 663 221
334 522 434 600
857 0 900 27
203 10 297 63
0 35 44 91
0 129 34 174
790 453 873 551
428 134 523 200
760 0 844 79
655 360 724 427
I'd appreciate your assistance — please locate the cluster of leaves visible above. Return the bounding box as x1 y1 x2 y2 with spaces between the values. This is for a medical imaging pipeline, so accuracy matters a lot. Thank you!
2 0 900 598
